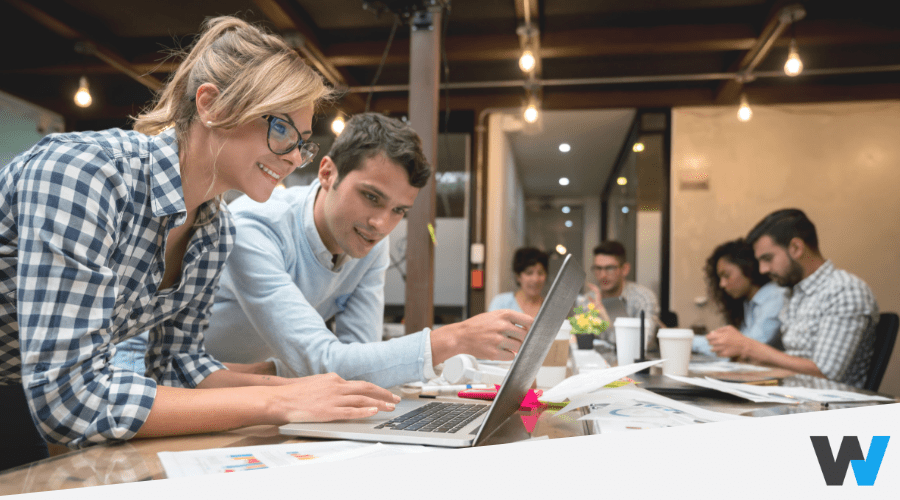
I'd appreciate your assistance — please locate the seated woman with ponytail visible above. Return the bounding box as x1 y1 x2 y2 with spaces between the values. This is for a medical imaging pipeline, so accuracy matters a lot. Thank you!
0 16 398 471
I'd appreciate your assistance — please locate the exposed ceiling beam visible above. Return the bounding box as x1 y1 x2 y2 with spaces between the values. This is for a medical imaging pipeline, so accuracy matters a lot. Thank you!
31 80 898 123
361 80 900 117
714 3 805 104
252 0 365 109
7 21 898 76
5 0 162 91
327 19 900 67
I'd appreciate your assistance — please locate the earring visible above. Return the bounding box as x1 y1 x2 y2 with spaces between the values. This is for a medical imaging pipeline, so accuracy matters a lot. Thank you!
206 121 212 127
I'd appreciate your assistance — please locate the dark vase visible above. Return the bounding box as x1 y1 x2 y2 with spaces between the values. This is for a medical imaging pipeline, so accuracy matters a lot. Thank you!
575 334 595 350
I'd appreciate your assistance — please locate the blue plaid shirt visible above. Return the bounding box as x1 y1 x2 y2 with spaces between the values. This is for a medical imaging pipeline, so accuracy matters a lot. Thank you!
0 128 234 448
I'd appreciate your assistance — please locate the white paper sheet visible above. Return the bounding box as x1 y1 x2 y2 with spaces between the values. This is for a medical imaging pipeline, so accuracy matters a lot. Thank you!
158 441 437 479
664 374 796 403
665 374 895 404
688 360 771 373
539 359 664 403
577 387 745 434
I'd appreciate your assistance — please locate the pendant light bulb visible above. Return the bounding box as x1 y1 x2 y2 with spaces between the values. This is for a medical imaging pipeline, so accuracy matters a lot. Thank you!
737 94 752 122
784 39 803 76
331 115 345 135
74 76 92 108
519 50 536 72
523 103 539 124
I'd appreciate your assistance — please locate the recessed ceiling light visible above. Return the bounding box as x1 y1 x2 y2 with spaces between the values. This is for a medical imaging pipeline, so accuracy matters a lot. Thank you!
556 244 567 255
561 206 570 214
617 177 628 186
565 220 573 227
559 177 570 186
559 143 571 153
632 142 644 152
622 206 630 214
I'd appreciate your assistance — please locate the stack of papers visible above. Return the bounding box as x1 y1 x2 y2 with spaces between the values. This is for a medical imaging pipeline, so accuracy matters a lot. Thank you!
688 361 771 373
665 374 896 404
158 441 437 479
571 387 746 434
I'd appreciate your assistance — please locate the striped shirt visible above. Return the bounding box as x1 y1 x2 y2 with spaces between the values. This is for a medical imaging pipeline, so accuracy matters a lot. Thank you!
780 260 878 388
0 128 234 448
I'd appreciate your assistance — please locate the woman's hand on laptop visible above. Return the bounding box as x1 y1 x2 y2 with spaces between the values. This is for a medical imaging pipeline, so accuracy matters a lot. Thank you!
269 373 401 423
430 310 533 364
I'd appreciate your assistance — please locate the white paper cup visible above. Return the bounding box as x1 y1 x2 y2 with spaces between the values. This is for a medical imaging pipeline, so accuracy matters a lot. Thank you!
657 328 694 376
613 317 642 366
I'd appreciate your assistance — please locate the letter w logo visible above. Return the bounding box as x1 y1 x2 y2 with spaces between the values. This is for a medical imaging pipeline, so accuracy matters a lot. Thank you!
810 436 890 486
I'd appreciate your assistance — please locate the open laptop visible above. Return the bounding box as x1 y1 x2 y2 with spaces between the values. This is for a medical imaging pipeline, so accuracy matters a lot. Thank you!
279 254 585 447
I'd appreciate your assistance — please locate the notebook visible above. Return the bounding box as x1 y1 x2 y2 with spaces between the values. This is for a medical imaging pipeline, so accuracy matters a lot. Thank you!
279 254 585 447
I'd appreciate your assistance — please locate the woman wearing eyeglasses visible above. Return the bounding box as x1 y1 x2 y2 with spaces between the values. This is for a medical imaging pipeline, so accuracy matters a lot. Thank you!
0 16 398 471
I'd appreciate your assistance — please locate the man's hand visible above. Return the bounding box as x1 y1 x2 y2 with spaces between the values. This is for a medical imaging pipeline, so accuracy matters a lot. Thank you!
268 373 401 423
430 309 533 364
706 325 754 360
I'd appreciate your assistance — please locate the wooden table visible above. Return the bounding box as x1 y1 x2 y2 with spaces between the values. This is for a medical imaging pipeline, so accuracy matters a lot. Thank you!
1 346 894 495
0 391 587 495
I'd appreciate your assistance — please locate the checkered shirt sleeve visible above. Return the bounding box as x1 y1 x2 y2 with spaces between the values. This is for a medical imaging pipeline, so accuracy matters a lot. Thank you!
624 282 660 319
781 262 878 388
1 130 233 448
808 279 877 386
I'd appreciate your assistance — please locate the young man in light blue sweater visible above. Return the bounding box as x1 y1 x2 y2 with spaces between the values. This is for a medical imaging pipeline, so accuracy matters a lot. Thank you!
201 113 531 387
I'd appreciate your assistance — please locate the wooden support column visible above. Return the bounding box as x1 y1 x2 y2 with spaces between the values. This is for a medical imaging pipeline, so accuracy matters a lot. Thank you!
404 5 442 334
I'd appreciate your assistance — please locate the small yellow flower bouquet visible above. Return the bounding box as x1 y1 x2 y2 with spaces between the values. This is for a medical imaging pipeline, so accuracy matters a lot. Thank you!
568 303 609 349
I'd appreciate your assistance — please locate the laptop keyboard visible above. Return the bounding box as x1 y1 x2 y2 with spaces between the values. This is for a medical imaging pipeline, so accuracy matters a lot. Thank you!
374 402 488 433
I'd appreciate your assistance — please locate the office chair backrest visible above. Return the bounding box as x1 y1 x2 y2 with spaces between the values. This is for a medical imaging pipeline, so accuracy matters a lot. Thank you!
865 312 899 392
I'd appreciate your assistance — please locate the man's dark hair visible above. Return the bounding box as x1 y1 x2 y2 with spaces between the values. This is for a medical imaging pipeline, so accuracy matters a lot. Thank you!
327 112 431 188
513 247 549 275
593 240 627 264
705 239 770 327
746 208 819 253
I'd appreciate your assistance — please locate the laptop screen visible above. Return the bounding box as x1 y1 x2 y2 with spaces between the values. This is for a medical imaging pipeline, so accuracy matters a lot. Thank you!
473 254 585 445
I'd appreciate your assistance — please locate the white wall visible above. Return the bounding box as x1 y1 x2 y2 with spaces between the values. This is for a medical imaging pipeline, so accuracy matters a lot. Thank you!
636 210 662 300
1 90 64 167
671 100 900 396
384 218 468 307
486 113 526 302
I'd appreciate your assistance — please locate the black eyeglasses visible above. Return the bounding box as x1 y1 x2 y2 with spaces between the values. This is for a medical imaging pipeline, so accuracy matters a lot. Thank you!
263 115 319 167
592 265 621 274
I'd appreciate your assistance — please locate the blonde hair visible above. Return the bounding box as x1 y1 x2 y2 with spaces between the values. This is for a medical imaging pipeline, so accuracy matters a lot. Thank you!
134 15 332 163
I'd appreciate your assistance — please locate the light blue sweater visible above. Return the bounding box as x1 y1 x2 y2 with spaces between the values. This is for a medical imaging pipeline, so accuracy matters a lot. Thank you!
201 180 432 387
693 280 786 356
487 292 523 313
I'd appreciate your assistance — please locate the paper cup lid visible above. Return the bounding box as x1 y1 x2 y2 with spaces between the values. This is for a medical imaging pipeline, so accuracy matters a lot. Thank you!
613 317 642 327
657 328 694 339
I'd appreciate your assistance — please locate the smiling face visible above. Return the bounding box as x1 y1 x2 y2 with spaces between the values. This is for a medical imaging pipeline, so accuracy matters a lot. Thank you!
516 263 548 300
314 153 420 259
716 257 753 300
753 235 804 287
214 105 315 203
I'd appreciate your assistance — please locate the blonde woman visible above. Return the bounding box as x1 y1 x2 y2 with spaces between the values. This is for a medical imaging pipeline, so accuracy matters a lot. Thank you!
0 16 397 471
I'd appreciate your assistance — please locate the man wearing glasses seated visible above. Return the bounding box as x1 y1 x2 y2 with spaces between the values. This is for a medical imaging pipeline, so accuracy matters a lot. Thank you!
585 240 660 343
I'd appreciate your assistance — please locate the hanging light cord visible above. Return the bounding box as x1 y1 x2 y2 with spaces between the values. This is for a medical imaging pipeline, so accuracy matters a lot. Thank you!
366 14 401 113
